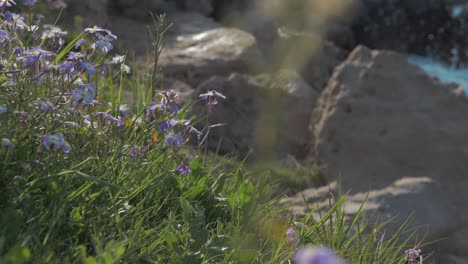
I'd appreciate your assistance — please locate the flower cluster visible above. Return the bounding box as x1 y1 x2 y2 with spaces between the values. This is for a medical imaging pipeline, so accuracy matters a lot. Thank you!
40 133 71 153
405 248 423 264
0 2 136 156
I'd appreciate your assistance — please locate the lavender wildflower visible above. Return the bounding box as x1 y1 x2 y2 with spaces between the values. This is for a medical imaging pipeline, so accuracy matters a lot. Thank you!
286 227 299 243
41 24 67 45
405 249 423 264
24 0 37 6
80 61 96 75
3 12 27 30
84 25 112 35
17 47 53 66
0 105 6 113
41 133 71 153
188 126 203 139
2 138 15 148
56 60 75 73
0 0 16 8
92 33 114 53
36 98 57 112
160 121 170 132
75 38 86 49
67 51 86 60
106 114 124 127
72 84 96 105
175 163 190 175
94 112 124 127
129 145 148 159
165 132 184 147
119 104 129 116
199 90 226 112
294 246 348 264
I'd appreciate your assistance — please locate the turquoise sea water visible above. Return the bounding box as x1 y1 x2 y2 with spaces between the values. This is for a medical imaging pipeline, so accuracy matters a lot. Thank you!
408 55 468 95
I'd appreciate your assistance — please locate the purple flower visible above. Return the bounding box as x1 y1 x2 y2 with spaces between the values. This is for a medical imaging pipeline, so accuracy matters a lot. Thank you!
42 133 71 153
2 138 15 148
106 114 124 127
129 145 148 159
169 119 190 127
17 47 54 66
92 34 114 53
3 12 27 30
199 90 226 112
0 105 6 113
36 98 57 112
74 38 86 49
175 163 190 175
24 0 36 6
286 228 299 243
165 132 184 147
0 29 10 44
405 249 423 264
80 61 96 75
147 102 166 112
294 246 347 264
41 24 67 45
67 51 85 60
94 112 124 127
72 84 96 105
0 0 16 8
160 121 170 132
84 25 112 35
56 61 75 73
188 126 203 139
140 146 148 153
119 104 129 116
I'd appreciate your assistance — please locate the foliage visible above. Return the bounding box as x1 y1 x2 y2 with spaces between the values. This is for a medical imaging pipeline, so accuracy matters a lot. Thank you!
0 2 424 263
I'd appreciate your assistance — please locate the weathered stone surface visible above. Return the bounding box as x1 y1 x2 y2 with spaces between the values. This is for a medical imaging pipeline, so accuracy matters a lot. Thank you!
159 27 263 86
304 45 468 262
188 71 318 158
311 45 468 192
280 177 462 263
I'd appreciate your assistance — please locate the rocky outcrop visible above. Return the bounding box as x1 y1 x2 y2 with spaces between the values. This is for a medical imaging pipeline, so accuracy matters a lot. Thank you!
158 27 263 86
280 178 464 263
188 71 318 158
303 45 468 262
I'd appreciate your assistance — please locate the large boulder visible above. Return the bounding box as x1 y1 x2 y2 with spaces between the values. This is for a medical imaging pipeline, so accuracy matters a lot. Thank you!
108 12 220 57
307 45 468 261
188 71 318 158
280 177 464 263
158 27 264 86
